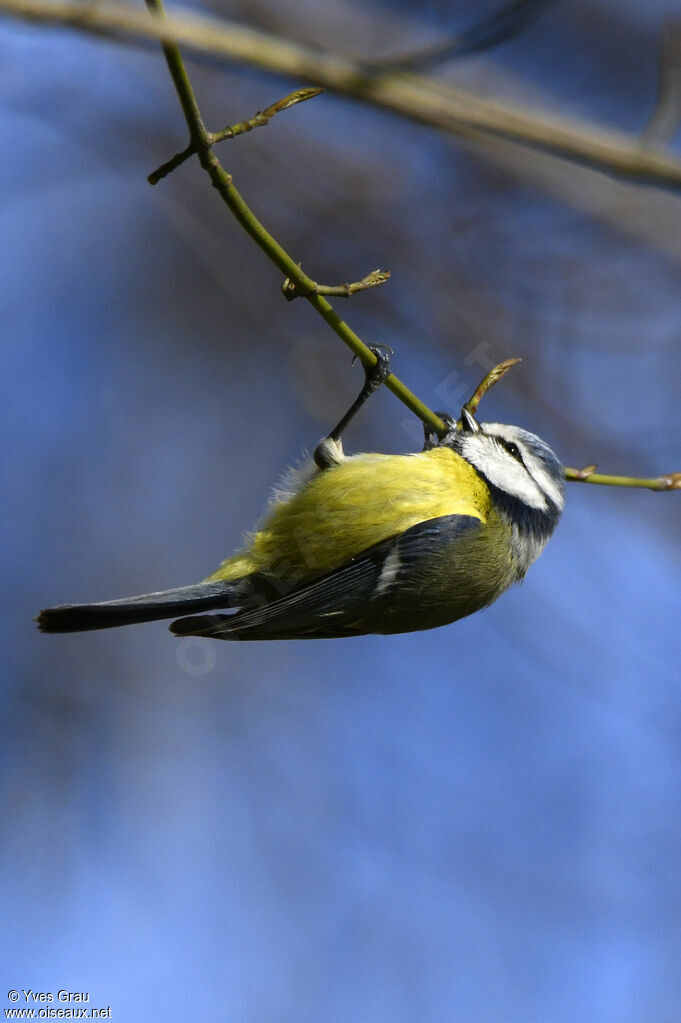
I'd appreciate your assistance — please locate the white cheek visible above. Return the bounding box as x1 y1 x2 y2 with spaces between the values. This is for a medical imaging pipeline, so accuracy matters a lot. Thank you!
526 459 564 511
481 422 564 511
461 438 548 509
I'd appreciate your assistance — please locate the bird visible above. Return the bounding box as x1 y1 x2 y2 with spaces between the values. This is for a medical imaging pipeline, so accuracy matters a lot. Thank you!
36 349 564 641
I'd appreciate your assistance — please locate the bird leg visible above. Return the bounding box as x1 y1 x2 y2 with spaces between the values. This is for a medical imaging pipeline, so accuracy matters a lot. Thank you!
422 411 458 451
314 345 392 469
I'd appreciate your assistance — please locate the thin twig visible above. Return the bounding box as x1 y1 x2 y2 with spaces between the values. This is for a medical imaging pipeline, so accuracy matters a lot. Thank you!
461 358 522 417
213 86 323 142
18 0 675 492
564 466 681 491
4 0 681 190
143 0 445 437
141 4 681 494
462 366 681 490
148 141 195 184
148 86 323 184
282 268 391 301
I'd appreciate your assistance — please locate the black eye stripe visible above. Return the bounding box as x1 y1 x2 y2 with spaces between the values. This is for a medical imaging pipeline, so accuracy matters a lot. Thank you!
496 438 525 465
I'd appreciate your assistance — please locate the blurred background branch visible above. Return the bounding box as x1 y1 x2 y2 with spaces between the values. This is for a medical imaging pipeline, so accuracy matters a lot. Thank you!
363 0 556 71
642 17 681 147
3 2 681 1016
144 0 447 436
3 0 681 189
139 0 681 491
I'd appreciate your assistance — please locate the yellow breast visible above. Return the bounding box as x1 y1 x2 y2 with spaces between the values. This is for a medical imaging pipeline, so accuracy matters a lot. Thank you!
208 446 491 584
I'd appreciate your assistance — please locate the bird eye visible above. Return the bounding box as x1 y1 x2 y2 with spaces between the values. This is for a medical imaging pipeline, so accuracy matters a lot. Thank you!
499 439 524 464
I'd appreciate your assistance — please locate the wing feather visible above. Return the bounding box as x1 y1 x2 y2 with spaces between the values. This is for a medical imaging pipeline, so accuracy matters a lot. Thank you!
171 514 482 641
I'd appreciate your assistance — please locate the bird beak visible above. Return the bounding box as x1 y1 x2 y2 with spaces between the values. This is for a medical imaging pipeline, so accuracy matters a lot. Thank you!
460 407 480 434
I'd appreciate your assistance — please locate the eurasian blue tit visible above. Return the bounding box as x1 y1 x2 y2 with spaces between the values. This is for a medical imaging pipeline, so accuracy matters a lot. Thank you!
37 353 564 641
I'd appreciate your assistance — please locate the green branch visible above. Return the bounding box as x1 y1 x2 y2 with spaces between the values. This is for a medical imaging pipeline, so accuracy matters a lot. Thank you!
462 358 521 417
564 466 681 491
148 86 323 184
144 0 445 437
5 0 681 191
282 268 392 301
141 0 678 495
453 365 681 490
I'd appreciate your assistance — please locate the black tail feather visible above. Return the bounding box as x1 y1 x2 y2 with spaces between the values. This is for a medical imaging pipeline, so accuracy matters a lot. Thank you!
36 580 239 633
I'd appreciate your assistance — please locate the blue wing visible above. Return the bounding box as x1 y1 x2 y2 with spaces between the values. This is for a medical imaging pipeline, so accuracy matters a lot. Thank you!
170 513 482 640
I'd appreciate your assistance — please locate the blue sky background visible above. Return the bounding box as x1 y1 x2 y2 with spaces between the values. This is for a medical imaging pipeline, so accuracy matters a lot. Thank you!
2 1 681 1020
